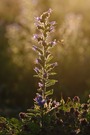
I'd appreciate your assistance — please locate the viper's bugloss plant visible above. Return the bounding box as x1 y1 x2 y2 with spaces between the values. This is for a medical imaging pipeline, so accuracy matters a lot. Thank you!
18 9 60 134
33 8 59 109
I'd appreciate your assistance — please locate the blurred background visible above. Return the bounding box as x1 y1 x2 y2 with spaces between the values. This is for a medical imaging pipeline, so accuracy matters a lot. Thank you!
0 0 90 117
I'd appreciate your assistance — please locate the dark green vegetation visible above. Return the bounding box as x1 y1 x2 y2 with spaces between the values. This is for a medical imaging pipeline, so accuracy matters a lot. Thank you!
0 0 90 114
0 96 90 135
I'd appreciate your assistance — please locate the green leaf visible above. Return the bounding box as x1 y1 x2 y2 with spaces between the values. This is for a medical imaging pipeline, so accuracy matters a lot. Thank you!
47 67 53 72
45 63 57 70
37 88 42 92
27 109 40 113
45 79 58 87
40 55 44 62
45 63 52 69
33 45 43 55
33 73 43 79
46 54 53 63
26 113 36 117
45 89 53 96
49 72 57 76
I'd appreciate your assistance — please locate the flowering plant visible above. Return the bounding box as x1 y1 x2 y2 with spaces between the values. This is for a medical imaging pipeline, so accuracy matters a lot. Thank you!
32 9 59 111
18 9 60 134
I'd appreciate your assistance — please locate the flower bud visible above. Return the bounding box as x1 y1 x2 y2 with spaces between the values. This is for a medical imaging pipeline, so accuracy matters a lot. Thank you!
38 82 43 88
33 34 38 40
49 40 57 47
50 21 56 26
34 67 39 74
35 17 41 21
33 34 43 42
73 96 80 103
19 112 27 119
51 62 58 68
35 59 41 64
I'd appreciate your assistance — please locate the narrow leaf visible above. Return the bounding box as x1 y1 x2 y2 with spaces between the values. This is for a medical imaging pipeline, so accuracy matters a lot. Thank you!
46 79 58 87
33 45 43 55
46 54 53 63
45 89 53 96
48 72 57 76
27 109 40 113
46 62 57 70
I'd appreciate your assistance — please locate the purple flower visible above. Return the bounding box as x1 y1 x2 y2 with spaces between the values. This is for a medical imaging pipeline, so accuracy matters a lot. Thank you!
50 21 56 25
49 40 57 47
32 45 37 51
52 100 59 107
35 59 39 64
33 34 38 40
35 59 42 65
34 67 39 73
35 58 43 65
36 17 41 21
49 26 55 32
33 34 42 42
51 62 58 68
38 99 45 107
38 82 43 88
73 96 80 103
34 93 42 102
52 41 56 45
34 93 46 107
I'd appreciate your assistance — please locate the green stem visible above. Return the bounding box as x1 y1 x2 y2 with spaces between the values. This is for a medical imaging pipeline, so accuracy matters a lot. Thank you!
42 27 47 98
42 46 46 99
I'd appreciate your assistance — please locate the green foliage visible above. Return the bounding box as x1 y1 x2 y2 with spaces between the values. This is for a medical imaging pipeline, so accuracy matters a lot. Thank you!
0 95 87 135
0 117 21 135
18 96 90 135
